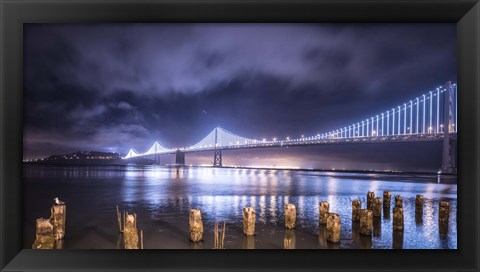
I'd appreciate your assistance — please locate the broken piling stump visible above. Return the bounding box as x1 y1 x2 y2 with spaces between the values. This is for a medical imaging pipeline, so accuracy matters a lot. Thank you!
319 201 330 225
284 203 296 229
393 207 404 231
415 195 424 214
359 209 373 236
372 197 382 217
189 209 203 242
395 195 403 208
352 199 362 222
383 191 391 208
50 197 66 240
242 207 255 236
32 218 55 249
367 191 375 210
123 212 139 249
439 200 450 224
326 213 341 243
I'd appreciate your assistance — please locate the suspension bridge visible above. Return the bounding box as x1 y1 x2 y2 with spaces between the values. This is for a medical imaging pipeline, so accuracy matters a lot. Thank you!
124 81 457 173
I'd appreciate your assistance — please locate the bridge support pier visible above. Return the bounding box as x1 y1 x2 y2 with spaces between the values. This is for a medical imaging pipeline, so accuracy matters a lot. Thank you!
175 150 185 166
440 81 457 174
213 149 222 167
441 138 456 174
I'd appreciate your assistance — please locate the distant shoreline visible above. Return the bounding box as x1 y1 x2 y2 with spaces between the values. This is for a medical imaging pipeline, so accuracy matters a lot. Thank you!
23 161 456 176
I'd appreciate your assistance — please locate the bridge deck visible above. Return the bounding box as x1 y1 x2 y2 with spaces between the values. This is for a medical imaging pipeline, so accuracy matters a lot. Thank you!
131 133 456 157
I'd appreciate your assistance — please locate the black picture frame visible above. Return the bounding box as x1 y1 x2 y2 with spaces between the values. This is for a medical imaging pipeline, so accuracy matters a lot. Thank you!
1 0 479 271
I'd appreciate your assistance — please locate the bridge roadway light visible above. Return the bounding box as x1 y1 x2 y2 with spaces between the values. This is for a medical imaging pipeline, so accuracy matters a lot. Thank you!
371 117 374 137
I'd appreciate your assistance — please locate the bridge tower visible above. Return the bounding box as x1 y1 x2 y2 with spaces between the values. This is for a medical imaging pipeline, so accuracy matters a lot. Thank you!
213 127 223 167
441 81 456 174
154 144 160 165
175 149 185 166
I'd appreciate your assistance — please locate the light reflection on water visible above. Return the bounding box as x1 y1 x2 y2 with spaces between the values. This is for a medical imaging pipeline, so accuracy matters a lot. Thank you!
23 165 457 249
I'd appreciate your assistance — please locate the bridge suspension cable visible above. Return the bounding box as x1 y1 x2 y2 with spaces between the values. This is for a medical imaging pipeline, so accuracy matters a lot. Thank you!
313 82 457 140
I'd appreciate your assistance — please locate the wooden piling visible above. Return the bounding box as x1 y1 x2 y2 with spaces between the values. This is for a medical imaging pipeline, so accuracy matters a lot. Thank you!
352 200 362 222
367 191 375 210
51 199 66 240
213 220 226 249
415 195 424 213
394 195 403 208
242 207 256 236
359 209 373 236
372 197 382 217
123 212 139 249
326 213 341 243
383 191 391 208
116 205 123 233
284 203 296 230
319 201 330 225
439 200 450 224
189 209 203 242
393 207 404 231
140 230 144 249
32 218 55 249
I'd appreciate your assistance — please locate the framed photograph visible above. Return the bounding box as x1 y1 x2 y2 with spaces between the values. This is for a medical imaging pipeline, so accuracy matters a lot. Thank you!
1 0 479 271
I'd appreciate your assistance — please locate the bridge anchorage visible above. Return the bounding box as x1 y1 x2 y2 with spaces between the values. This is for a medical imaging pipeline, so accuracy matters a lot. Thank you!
124 81 457 173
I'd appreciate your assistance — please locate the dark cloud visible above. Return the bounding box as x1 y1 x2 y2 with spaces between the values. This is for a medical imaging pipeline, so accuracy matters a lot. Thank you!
23 23 456 171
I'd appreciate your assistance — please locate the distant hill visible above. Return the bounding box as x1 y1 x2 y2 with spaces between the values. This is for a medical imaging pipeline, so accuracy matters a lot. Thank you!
23 151 154 165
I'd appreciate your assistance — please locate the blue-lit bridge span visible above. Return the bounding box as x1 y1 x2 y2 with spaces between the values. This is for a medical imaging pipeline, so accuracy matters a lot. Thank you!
124 82 457 173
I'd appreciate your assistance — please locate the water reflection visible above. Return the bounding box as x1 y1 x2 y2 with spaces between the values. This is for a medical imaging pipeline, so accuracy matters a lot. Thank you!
284 230 296 249
415 211 423 225
242 235 255 249
23 165 457 249
393 231 404 249
383 207 391 220
359 235 372 249
373 217 381 237
318 225 328 248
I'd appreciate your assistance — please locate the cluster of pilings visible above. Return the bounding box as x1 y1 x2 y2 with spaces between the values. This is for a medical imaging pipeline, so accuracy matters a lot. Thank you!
187 191 451 249
352 191 451 242
33 193 452 249
32 197 66 249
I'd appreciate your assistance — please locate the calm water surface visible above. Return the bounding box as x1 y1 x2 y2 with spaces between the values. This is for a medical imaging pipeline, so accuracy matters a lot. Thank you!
23 165 457 249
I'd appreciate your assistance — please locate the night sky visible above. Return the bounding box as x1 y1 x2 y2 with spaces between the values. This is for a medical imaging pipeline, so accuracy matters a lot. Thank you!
23 24 456 171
